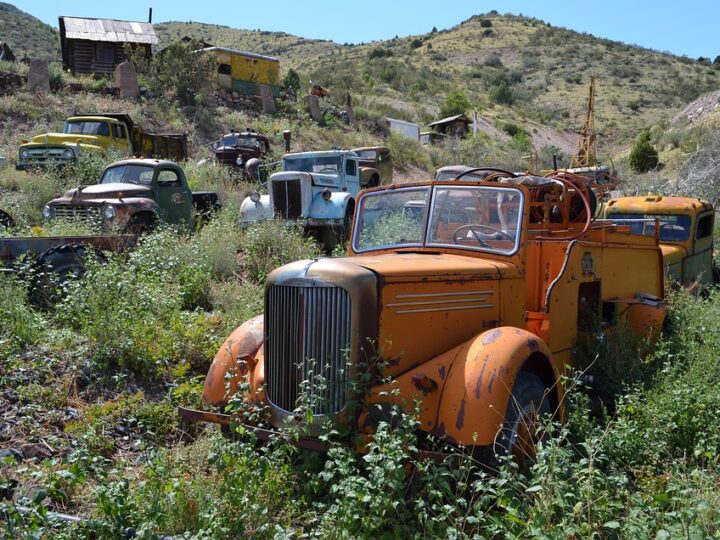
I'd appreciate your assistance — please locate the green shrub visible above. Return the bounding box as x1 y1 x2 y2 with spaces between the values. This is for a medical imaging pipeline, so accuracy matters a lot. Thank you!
629 130 659 172
0 277 46 353
242 220 321 283
440 90 472 117
282 68 301 90
491 80 514 105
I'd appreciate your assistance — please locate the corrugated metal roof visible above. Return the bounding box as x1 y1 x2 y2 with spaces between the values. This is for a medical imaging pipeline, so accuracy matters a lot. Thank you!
60 16 158 44
428 114 471 127
196 46 279 63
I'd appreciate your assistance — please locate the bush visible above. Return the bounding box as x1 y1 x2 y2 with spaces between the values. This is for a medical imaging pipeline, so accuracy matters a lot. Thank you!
145 40 214 106
242 220 321 283
282 68 300 91
440 90 472 117
409 38 423 50
491 80 514 105
484 55 504 68
629 130 659 172
368 47 393 60
480 19 493 28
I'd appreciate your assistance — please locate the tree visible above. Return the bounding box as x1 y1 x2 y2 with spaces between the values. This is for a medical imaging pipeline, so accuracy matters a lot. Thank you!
678 129 720 205
491 80 514 105
440 90 472 117
282 68 300 90
148 40 214 106
629 131 659 173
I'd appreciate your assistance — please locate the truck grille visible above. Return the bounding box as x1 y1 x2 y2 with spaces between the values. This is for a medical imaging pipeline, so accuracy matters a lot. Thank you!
272 180 302 219
24 147 72 164
266 283 351 415
52 205 102 224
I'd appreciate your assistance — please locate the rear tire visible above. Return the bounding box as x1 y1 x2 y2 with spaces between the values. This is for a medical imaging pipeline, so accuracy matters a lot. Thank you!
0 209 14 229
29 243 105 308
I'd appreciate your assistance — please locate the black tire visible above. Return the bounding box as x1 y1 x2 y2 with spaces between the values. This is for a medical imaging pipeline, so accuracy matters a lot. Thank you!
124 213 157 235
0 209 14 229
29 244 105 308
492 372 551 467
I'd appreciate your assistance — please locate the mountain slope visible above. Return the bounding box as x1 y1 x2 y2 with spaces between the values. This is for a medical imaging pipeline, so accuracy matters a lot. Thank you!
0 2 59 60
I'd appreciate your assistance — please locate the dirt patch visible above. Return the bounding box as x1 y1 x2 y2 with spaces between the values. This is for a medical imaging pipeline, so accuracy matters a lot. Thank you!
671 90 720 125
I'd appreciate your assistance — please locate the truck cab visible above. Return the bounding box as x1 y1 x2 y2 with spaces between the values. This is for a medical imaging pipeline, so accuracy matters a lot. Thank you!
43 159 219 233
604 195 716 286
240 149 363 249
183 171 667 459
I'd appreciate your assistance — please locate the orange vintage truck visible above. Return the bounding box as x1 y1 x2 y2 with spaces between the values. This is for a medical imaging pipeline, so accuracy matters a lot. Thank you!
180 168 667 460
603 195 717 286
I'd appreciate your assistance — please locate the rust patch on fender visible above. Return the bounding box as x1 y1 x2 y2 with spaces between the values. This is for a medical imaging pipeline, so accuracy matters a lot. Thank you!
481 328 503 345
526 338 540 352
474 354 489 399
456 397 466 430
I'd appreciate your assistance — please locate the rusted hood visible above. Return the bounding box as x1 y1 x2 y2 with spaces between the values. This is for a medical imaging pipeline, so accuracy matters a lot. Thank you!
351 252 519 281
660 244 687 265
57 183 152 202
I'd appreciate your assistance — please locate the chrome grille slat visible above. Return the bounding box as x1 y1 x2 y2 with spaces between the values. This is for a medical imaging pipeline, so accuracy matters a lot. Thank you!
266 283 351 415
271 180 302 219
52 205 102 224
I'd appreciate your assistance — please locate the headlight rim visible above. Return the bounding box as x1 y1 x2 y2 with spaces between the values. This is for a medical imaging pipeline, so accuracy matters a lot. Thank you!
249 191 261 203
103 205 116 221
41 204 53 219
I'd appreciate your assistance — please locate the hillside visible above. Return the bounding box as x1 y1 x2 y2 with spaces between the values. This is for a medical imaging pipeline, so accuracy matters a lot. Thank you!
0 2 59 60
157 13 720 158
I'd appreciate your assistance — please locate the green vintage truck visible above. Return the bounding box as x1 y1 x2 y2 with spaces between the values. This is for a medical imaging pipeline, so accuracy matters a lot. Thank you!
43 159 220 233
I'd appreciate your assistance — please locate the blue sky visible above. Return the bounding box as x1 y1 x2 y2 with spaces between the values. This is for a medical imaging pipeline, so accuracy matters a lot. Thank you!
15 0 720 59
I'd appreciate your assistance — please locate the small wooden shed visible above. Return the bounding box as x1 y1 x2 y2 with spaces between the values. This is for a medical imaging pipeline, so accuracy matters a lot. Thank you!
428 114 471 138
59 16 157 75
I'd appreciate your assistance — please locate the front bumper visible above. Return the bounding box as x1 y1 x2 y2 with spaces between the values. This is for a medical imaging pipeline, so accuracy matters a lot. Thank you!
178 406 333 452
239 217 343 228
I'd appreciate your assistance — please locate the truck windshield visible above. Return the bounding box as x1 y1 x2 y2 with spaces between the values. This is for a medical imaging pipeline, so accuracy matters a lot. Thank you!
64 121 110 136
607 213 691 242
283 155 342 174
100 165 155 185
354 185 523 255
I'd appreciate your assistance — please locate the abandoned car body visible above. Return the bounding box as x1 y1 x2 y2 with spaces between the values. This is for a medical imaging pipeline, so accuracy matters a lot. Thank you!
209 129 270 169
181 170 667 459
239 147 392 249
604 195 716 286
43 159 219 233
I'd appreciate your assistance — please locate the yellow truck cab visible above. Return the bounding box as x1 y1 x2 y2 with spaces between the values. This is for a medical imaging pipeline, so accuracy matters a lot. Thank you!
604 196 716 286
181 168 667 461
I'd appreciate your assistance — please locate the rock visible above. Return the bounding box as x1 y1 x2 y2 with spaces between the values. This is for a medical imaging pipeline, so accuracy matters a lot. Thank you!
0 448 24 462
259 84 277 114
304 94 322 121
19 443 52 460
114 60 139 99
2 389 18 404
27 58 50 93
64 407 80 421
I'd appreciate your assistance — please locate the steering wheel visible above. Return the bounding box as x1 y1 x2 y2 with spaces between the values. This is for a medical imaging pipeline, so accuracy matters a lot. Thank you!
452 224 515 245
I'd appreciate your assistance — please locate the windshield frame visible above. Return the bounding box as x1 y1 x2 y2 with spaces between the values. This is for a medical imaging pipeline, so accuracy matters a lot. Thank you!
352 183 525 256
606 212 692 242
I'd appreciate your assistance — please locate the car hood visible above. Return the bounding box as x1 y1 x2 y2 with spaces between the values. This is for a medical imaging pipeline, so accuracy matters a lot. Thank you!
56 182 152 202
271 170 340 187
29 133 102 146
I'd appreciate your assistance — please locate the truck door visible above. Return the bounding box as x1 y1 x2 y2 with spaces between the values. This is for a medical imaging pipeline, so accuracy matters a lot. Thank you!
686 212 715 285
153 168 193 226
344 157 360 194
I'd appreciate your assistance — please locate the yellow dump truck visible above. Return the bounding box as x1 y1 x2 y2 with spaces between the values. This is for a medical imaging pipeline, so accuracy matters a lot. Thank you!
17 114 187 170
604 195 717 286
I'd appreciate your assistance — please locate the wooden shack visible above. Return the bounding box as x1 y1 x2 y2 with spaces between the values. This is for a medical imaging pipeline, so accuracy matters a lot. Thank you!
427 114 471 138
58 16 157 75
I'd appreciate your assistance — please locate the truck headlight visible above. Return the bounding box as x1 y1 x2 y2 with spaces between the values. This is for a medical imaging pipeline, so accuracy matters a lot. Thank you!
41 205 53 219
104 205 116 220
236 157 244 166
20 149 29 159
321 189 332 201
249 192 261 203
62 148 74 159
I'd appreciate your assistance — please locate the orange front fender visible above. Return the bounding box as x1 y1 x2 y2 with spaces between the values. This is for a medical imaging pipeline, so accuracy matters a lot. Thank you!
202 315 263 406
435 327 559 446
